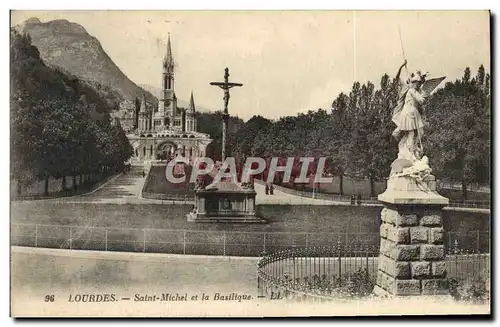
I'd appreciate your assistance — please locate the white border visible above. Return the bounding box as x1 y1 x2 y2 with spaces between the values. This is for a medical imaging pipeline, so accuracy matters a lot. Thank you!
2 1 498 325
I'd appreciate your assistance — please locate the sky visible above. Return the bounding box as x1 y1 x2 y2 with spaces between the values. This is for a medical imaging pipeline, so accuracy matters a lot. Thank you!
10 10 490 121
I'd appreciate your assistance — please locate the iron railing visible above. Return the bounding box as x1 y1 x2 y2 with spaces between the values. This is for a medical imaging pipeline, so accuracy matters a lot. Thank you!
256 243 490 302
257 244 379 301
11 223 490 256
11 223 382 256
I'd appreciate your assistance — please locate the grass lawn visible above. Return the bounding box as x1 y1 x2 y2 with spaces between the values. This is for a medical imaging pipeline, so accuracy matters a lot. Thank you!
142 165 195 200
11 201 490 256
11 202 383 233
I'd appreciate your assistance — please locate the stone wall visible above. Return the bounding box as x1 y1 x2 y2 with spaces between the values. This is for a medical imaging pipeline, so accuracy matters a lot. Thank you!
11 176 84 198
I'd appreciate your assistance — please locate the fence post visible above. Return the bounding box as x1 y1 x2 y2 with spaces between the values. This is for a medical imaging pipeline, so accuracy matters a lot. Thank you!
223 231 226 256
338 242 342 282
35 224 38 248
263 233 266 254
183 231 186 255
476 230 480 252
105 228 108 251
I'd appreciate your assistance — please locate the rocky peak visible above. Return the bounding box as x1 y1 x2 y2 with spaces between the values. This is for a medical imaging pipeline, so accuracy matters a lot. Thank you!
45 19 88 35
15 17 157 106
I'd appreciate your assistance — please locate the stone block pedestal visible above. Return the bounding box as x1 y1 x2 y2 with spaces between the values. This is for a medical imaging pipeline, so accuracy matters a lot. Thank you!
187 181 266 223
374 175 450 296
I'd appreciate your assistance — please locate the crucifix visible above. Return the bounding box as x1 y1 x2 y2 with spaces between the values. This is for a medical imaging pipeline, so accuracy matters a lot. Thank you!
210 67 243 161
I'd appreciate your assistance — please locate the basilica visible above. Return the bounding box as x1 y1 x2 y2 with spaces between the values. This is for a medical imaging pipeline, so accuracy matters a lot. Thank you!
113 35 212 163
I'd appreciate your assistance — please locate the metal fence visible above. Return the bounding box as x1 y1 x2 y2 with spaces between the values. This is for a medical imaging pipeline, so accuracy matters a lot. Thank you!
257 244 379 301
257 243 490 302
11 223 490 256
11 223 382 256
447 242 490 284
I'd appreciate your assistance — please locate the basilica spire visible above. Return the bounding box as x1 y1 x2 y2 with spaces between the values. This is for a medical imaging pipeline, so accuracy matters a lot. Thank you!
163 32 174 70
188 91 196 113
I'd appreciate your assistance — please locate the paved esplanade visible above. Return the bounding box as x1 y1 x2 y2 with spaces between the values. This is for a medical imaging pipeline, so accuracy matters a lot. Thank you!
30 166 164 204
252 182 345 205
19 165 345 205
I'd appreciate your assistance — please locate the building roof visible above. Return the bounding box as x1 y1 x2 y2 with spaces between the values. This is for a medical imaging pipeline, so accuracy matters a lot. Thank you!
205 180 244 192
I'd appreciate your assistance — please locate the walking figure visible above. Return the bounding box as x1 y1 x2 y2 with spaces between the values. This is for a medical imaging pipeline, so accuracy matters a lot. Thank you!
142 170 146 178
270 183 274 195
265 184 269 195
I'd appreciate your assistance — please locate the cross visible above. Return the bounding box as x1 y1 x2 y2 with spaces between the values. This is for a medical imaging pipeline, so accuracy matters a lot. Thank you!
209 67 243 162
210 67 243 114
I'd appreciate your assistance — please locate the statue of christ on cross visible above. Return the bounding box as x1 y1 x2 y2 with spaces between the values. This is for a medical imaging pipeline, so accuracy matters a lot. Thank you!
210 67 243 161
210 67 243 114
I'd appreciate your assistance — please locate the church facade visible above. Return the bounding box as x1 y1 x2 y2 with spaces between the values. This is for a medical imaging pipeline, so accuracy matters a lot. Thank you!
113 35 212 163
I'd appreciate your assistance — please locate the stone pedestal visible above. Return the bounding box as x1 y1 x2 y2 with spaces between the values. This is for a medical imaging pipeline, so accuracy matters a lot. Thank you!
374 175 450 296
187 181 265 223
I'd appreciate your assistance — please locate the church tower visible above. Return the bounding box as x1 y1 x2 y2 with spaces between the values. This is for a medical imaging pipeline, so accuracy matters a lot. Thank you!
186 91 197 132
159 33 177 129
138 94 150 132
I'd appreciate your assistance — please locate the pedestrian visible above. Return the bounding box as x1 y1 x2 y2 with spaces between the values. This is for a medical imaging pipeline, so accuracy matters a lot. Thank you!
142 170 146 178
265 184 269 195
270 183 274 195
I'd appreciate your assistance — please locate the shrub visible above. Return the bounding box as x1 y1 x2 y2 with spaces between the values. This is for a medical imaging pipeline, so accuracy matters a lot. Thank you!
448 277 489 304
289 269 375 298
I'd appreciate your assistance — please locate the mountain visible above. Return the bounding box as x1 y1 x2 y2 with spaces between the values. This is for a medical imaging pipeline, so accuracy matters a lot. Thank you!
139 84 212 113
13 17 157 107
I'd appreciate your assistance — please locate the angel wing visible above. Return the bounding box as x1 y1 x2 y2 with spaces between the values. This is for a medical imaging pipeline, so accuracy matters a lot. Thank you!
421 76 445 95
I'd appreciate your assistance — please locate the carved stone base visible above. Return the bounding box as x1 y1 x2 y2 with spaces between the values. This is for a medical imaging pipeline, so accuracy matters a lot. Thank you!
187 181 266 223
378 175 448 205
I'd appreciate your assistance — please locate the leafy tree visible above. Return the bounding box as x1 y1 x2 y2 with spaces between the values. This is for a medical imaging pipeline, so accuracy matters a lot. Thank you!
424 66 490 199
10 29 133 196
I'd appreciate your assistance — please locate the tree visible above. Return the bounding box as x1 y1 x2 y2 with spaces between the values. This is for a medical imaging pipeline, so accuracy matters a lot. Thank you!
10 29 132 197
424 66 490 199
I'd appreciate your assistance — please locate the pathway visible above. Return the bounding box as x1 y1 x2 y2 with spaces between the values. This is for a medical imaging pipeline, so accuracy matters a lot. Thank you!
254 182 361 206
16 165 347 206
24 165 166 205
14 166 488 211
10 246 489 317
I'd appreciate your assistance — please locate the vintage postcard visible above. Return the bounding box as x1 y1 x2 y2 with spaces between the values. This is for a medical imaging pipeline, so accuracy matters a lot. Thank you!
9 10 491 317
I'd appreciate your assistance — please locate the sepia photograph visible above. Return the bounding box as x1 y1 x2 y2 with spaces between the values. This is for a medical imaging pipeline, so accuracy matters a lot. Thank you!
9 9 491 317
